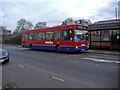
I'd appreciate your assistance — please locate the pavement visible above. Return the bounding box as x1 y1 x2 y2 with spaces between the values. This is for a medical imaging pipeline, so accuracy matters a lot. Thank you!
87 49 120 56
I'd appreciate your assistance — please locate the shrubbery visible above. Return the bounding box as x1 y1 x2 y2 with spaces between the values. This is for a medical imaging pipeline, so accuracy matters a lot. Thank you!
4 34 22 45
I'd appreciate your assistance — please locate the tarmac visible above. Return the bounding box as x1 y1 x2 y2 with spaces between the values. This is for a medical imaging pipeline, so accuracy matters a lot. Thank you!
2 44 120 56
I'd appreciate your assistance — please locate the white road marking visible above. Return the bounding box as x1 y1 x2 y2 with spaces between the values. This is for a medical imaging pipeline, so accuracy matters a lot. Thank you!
67 60 118 69
115 61 120 64
83 57 120 63
19 65 24 68
52 76 64 82
89 55 119 60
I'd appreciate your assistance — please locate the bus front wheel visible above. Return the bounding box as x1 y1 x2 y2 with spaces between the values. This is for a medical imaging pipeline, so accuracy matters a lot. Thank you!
55 46 61 53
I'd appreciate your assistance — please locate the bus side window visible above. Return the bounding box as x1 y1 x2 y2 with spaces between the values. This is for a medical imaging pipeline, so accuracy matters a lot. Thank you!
28 33 35 40
25 34 28 40
27 33 30 40
23 34 26 40
63 30 72 40
46 31 54 40
54 31 62 40
38 32 41 40
34 32 39 40
38 32 45 40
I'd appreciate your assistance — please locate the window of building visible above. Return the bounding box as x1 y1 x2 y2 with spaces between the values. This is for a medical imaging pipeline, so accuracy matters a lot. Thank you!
95 31 100 35
113 30 120 34
91 31 100 41
101 30 110 41
112 30 120 41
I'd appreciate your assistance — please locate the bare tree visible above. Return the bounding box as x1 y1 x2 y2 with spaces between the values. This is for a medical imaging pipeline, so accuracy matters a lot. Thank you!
15 18 34 33
62 18 74 25
62 18 92 26
25 21 34 30
34 22 47 29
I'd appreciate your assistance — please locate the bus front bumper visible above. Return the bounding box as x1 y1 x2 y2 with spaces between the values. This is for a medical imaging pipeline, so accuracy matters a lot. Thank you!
75 46 89 51
61 46 89 52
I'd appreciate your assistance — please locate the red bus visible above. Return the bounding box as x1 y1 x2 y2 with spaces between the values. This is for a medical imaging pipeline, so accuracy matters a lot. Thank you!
22 24 89 52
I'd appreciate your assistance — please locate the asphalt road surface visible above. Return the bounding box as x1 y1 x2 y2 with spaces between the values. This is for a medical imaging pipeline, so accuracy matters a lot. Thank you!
2 45 119 88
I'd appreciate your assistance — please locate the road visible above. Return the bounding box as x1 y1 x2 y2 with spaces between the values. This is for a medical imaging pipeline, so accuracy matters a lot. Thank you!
2 45 119 88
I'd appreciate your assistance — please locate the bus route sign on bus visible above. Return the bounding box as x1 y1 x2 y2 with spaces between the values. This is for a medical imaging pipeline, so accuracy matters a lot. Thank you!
77 25 87 29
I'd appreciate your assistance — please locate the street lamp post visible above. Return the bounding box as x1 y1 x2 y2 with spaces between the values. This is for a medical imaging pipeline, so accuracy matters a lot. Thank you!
115 7 118 23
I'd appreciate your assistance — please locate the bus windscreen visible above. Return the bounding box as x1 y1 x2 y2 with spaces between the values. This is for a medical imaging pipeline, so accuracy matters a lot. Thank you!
74 30 88 42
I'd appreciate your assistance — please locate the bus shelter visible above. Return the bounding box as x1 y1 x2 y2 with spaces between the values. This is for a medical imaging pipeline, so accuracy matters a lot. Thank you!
89 19 120 50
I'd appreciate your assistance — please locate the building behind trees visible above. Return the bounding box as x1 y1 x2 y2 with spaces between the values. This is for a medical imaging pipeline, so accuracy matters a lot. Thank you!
0 26 11 44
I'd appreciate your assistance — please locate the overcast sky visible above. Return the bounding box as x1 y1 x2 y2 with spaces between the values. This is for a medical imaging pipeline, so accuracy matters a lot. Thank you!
0 0 119 31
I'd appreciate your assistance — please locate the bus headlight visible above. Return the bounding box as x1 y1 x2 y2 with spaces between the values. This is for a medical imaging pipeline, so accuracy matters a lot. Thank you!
81 44 85 46
75 46 78 48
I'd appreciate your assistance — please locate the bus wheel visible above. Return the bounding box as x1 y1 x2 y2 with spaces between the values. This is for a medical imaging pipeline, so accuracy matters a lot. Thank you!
55 46 61 53
29 44 32 50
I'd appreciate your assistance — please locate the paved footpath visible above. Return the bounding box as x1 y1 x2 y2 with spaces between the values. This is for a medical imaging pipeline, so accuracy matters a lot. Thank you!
87 49 120 56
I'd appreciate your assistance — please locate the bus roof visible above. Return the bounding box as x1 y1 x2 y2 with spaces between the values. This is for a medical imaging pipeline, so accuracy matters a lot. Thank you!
22 24 88 34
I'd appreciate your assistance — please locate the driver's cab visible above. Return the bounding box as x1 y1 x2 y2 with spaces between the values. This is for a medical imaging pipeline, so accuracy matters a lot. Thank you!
74 30 88 42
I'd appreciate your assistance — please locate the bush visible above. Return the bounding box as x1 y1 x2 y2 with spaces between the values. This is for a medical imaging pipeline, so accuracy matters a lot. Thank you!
5 34 22 45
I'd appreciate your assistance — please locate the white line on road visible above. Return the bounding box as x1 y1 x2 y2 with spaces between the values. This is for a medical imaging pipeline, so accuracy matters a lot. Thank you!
89 55 119 60
19 65 24 68
83 57 120 64
67 59 118 69
52 76 64 82
115 61 120 64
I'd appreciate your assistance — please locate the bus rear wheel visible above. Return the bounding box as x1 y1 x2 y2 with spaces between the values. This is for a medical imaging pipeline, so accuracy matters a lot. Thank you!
55 46 61 53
